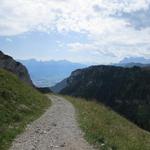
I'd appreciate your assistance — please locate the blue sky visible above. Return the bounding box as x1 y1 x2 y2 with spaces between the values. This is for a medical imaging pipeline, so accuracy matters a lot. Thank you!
0 0 150 64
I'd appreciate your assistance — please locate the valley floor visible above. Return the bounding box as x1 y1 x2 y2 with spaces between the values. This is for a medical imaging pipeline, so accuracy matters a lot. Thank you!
10 95 94 150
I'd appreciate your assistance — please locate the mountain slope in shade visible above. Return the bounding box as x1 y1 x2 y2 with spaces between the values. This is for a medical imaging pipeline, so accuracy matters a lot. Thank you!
60 65 150 131
19 59 86 87
51 78 67 93
0 51 33 86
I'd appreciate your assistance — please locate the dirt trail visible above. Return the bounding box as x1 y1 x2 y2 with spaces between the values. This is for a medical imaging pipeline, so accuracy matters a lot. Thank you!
10 95 95 150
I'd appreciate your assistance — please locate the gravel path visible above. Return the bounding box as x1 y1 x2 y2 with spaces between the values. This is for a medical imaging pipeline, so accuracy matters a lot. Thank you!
10 95 95 150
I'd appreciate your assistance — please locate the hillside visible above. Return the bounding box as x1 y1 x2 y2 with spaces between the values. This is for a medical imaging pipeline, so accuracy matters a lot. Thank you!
19 59 86 87
0 69 51 150
61 65 150 131
0 51 33 86
51 78 67 93
65 96 150 150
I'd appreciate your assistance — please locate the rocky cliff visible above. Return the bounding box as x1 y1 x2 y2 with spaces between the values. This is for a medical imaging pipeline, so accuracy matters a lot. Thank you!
0 51 33 86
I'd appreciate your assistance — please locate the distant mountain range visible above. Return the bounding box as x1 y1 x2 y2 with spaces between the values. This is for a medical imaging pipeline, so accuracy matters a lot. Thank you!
119 57 150 64
18 56 150 88
19 59 86 87
115 57 150 67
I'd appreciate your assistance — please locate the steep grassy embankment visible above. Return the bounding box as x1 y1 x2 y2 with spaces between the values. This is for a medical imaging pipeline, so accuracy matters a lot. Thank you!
65 96 150 150
0 69 51 150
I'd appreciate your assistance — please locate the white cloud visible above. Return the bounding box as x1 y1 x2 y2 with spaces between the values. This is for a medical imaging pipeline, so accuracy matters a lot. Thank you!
1 0 150 36
68 42 97 52
67 41 150 61
0 0 150 61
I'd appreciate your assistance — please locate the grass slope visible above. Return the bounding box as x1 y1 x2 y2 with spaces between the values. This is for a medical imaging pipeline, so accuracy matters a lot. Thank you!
65 96 150 150
0 69 51 150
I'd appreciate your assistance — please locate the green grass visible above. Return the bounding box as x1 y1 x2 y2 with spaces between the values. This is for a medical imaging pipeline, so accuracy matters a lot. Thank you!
65 96 150 150
0 69 51 150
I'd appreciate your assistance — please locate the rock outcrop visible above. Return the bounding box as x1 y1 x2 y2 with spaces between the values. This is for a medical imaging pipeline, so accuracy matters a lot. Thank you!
0 51 33 86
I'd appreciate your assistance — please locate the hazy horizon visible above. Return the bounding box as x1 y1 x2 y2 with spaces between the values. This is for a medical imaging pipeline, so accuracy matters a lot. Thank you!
1 49 150 66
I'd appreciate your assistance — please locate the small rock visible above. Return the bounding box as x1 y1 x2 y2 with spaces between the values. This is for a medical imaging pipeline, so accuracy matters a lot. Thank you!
52 122 57 126
60 142 65 147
